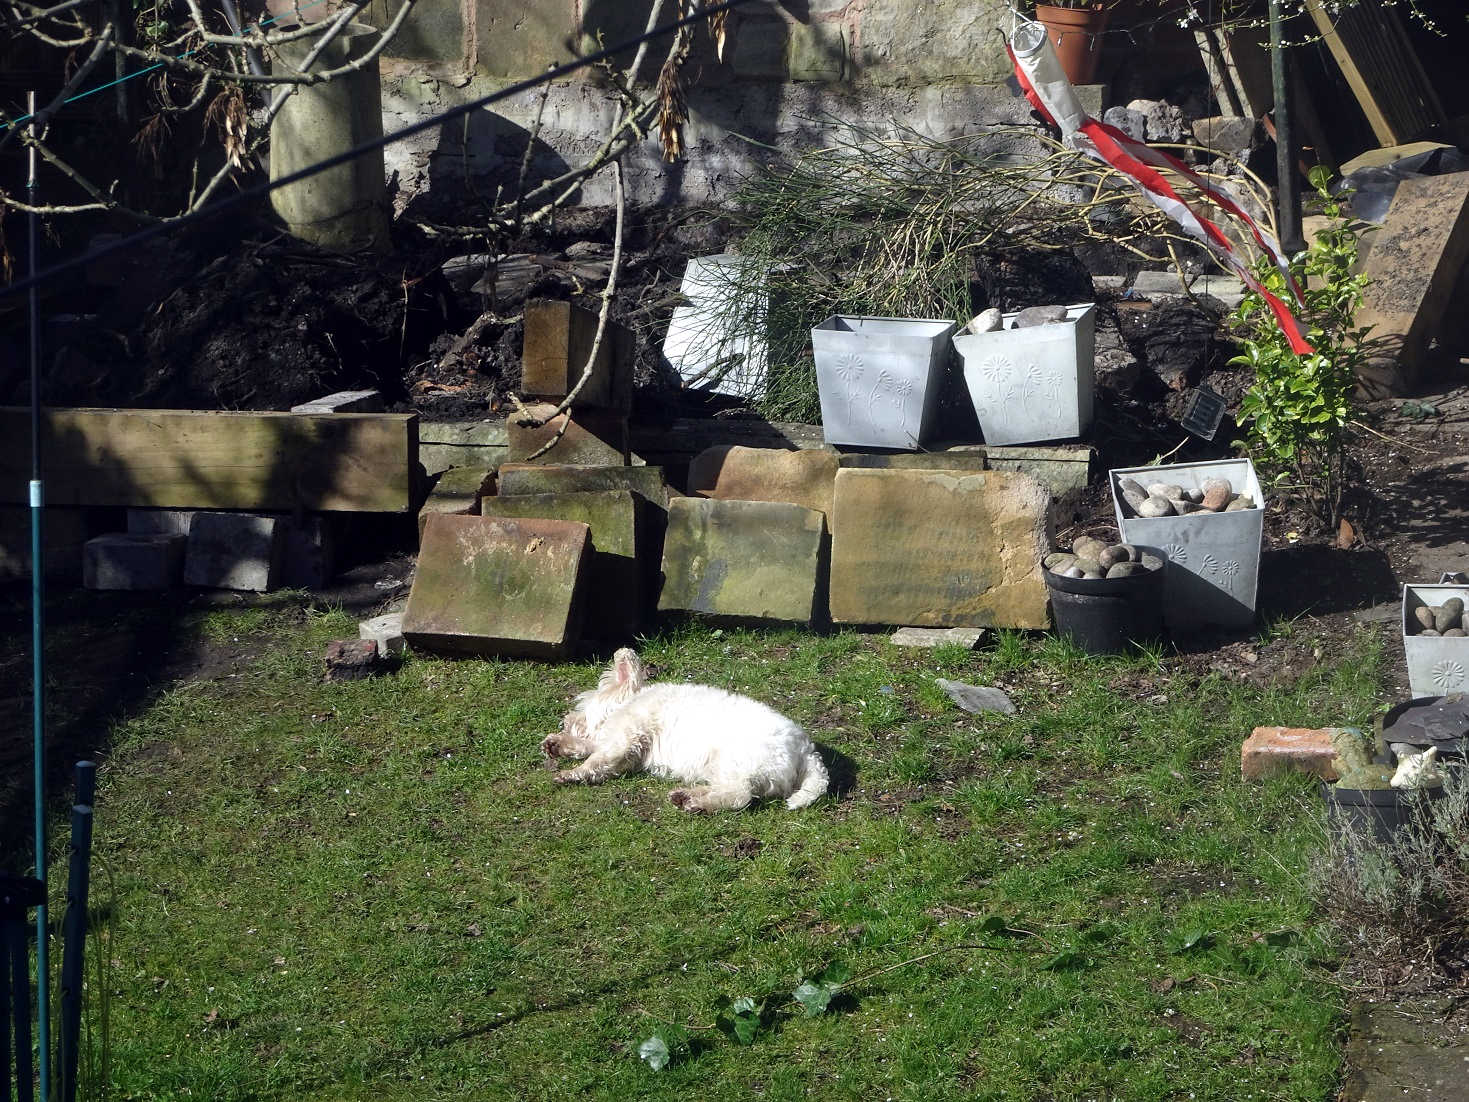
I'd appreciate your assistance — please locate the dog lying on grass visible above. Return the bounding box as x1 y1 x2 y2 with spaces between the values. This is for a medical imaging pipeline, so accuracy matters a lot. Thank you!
541 648 828 812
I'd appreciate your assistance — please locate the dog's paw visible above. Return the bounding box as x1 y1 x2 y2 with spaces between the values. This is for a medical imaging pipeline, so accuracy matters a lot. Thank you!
668 789 702 813
540 734 564 759
553 770 581 785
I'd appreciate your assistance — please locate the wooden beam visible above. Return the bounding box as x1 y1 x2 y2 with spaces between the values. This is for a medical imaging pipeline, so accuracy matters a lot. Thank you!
0 408 419 512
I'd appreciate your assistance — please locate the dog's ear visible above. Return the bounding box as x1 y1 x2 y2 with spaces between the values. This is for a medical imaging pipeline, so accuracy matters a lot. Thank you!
610 647 644 692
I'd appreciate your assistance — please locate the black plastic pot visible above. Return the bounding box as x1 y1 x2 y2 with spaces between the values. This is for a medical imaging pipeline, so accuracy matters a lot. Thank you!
1042 554 1165 655
1320 781 1445 846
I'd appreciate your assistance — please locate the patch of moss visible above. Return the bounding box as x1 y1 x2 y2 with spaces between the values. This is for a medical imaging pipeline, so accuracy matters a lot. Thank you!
1334 763 1395 791
1329 726 1377 777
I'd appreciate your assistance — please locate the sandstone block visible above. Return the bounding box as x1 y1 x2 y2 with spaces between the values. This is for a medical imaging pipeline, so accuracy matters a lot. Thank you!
521 299 632 411
659 497 825 625
507 403 629 466
83 533 186 590
496 462 669 506
1357 172 1469 393
889 626 986 649
686 445 838 518
480 490 642 639
1241 727 1344 781
184 513 284 592
403 514 590 659
829 468 1052 628
418 467 495 541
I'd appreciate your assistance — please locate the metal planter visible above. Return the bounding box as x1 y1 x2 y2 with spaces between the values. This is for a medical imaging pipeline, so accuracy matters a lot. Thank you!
1401 583 1469 697
812 316 957 449
1109 458 1265 631
952 303 1097 445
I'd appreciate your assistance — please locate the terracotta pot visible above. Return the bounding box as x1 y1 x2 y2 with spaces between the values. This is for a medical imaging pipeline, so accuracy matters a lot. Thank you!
1034 4 1110 85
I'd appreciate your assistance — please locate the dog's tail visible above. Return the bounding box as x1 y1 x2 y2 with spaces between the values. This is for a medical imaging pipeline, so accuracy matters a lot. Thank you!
785 747 829 809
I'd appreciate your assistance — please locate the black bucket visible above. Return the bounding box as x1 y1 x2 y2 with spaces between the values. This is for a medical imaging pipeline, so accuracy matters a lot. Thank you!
1043 552 1165 655
1320 781 1445 846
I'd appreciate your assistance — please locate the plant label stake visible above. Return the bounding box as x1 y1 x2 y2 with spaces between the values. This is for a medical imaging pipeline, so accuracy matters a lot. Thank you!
1181 384 1226 440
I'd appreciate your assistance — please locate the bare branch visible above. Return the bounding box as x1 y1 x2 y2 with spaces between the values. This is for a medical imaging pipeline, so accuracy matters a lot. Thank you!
0 20 115 155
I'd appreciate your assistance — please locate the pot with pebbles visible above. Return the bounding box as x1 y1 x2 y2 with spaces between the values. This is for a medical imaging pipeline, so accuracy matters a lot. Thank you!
1110 459 1264 632
1041 535 1165 654
952 302 1097 446
1401 584 1469 697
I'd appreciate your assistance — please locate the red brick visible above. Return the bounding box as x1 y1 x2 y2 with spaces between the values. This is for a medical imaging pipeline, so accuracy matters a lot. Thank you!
325 639 380 682
1240 727 1342 782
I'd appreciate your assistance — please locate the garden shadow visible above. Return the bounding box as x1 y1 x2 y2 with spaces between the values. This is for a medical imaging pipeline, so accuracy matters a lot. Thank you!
1255 545 1399 619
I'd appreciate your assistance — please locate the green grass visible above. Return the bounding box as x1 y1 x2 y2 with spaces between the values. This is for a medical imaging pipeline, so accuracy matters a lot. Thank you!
71 608 1390 1100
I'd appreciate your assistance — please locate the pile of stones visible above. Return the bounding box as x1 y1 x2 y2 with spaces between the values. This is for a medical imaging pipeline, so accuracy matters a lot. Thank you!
1116 475 1257 518
962 303 1072 334
1043 535 1163 580
1409 596 1467 637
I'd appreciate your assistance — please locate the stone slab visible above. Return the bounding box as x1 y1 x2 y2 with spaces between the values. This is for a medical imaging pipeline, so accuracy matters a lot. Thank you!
183 513 285 592
418 466 495 541
506 403 629 467
658 497 826 626
420 443 508 477
1241 726 1343 782
359 611 406 656
829 468 1052 629
83 532 185 590
521 299 632 411
686 445 838 518
419 421 508 447
1343 996 1469 1102
889 626 987 649
402 514 590 659
290 389 384 413
837 446 1092 499
1357 172 1469 393
480 490 642 639
495 462 670 506
127 508 195 537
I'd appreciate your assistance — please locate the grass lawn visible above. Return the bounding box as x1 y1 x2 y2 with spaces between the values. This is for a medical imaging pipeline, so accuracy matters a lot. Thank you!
75 602 1387 1100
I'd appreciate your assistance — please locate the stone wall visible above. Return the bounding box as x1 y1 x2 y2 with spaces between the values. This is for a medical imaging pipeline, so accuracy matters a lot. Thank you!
371 0 1032 211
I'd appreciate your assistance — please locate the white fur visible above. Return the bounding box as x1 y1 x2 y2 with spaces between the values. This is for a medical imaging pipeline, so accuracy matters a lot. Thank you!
541 648 828 812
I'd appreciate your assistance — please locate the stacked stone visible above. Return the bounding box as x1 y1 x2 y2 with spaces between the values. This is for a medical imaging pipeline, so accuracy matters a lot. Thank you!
1410 597 1467 637
1115 475 1256 519
1043 535 1163 580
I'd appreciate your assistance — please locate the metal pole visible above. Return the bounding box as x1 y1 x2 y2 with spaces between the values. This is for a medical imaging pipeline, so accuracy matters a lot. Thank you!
25 90 50 1102
1269 0 1305 255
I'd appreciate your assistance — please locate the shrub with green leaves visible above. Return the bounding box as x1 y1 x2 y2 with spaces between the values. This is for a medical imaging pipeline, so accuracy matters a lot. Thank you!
1231 166 1372 531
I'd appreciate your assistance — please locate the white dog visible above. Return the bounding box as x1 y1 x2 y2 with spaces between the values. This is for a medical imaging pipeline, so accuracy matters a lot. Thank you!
541 648 828 812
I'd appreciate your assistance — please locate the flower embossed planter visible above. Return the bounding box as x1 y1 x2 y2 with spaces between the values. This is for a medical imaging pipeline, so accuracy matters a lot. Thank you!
812 316 957 449
953 303 1097 445
1401 583 1469 698
1109 458 1265 631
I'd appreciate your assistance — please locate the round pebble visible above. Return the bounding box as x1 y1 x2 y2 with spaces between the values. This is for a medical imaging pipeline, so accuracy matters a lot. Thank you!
1072 536 1108 561
1075 557 1104 577
1106 561 1148 579
1043 552 1077 572
1444 628 1467 637
1013 304 1069 328
1147 483 1184 501
1140 552 1164 572
1098 545 1130 569
1434 605 1460 633
1183 488 1204 505
1062 565 1085 579
1201 477 1233 511
1444 597 1465 617
1118 478 1149 512
968 307 1004 333
1138 495 1174 518
1414 606 1437 630
1421 629 1442 637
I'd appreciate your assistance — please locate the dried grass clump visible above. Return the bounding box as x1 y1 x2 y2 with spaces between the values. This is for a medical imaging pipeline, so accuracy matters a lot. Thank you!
1310 767 1469 993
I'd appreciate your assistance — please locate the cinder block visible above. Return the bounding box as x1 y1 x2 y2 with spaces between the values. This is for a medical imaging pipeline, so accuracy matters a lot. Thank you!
1241 727 1344 782
658 497 826 626
521 299 632 410
507 403 630 466
290 389 384 413
359 612 405 656
184 513 285 592
127 509 195 537
829 468 1052 629
480 490 642 639
402 514 591 659
83 533 186 590
686 446 838 518
417 467 495 542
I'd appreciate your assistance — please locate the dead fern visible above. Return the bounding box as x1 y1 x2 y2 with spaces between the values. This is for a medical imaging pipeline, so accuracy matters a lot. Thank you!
205 86 249 170
655 1 694 162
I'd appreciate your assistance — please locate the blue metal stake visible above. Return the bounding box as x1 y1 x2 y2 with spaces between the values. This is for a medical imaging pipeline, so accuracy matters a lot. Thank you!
26 90 50 1102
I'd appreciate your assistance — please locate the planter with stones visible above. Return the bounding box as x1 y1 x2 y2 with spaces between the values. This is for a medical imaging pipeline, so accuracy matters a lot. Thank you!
952 303 1097 445
812 316 957 449
1109 458 1264 631
1401 583 1469 697
1041 535 1165 654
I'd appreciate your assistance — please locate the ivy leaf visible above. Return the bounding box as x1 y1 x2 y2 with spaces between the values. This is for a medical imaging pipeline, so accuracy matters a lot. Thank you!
731 995 758 1016
977 914 1009 936
793 981 833 1017
819 961 851 986
1176 928 1215 953
638 1035 671 1071
1261 928 1300 947
1041 950 1084 971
